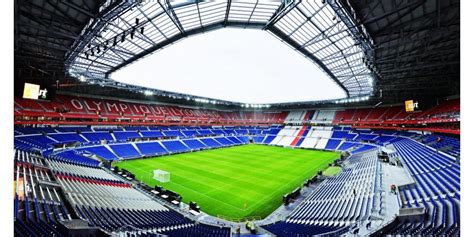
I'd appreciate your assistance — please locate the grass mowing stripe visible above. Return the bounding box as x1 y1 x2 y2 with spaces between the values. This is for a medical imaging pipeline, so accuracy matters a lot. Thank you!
115 144 339 219
148 155 272 196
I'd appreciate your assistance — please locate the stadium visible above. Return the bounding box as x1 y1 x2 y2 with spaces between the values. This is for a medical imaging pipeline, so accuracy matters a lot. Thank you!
13 0 460 236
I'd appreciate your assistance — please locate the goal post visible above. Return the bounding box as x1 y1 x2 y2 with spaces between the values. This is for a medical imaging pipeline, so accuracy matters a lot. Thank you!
153 169 170 183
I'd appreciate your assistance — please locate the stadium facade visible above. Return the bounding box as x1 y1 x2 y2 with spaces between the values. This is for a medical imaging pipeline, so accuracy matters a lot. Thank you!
14 0 460 236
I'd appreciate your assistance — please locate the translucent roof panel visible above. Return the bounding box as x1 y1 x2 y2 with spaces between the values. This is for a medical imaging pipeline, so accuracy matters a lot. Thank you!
67 0 376 101
273 1 373 96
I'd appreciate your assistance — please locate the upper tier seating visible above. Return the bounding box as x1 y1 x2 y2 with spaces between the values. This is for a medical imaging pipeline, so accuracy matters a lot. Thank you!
15 95 287 125
332 99 460 129
414 98 460 119
285 110 305 122
314 110 336 122
15 98 45 111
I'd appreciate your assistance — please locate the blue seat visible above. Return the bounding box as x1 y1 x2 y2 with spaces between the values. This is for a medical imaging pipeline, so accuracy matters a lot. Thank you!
49 133 87 143
200 138 222 148
109 144 140 158
113 131 141 141
161 140 190 153
262 135 276 144
214 137 233 146
78 146 118 161
325 139 341 150
82 132 113 142
135 142 168 156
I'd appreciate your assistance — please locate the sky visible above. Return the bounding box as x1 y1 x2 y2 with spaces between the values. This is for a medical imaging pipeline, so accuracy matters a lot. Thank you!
112 28 346 104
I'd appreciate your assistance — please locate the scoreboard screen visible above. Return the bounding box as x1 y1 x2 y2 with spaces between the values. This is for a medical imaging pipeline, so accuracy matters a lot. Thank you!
405 100 419 112
22 83 52 100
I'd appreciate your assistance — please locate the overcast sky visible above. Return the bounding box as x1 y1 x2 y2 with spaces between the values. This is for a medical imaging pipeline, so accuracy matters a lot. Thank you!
112 28 346 104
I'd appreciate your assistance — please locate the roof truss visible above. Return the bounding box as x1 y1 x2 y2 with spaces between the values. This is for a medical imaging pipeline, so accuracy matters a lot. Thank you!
66 0 378 98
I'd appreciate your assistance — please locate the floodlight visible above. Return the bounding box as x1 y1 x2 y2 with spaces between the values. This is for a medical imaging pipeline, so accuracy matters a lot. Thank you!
144 90 154 96
131 28 135 39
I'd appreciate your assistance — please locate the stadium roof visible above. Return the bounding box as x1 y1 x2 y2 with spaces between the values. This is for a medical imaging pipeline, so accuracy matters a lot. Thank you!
65 0 377 99
14 0 103 81
15 0 460 107
347 0 460 101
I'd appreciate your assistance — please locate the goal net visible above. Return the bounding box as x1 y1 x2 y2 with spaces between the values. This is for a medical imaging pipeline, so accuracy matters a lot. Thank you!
153 169 170 183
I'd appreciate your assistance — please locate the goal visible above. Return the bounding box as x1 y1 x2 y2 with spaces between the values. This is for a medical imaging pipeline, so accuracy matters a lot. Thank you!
153 169 170 183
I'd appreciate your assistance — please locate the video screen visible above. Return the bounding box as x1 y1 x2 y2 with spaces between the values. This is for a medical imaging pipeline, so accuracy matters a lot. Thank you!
22 83 53 100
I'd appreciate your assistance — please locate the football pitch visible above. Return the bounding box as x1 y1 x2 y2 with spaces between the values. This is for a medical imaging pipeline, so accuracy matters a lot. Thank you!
115 144 339 220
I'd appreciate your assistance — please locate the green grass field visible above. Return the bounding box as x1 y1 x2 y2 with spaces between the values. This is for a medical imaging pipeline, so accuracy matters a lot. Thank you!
115 144 339 220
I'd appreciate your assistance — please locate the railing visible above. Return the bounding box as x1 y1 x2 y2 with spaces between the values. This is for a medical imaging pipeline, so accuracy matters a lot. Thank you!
319 224 352 237
216 215 262 223
111 224 167 237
